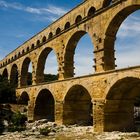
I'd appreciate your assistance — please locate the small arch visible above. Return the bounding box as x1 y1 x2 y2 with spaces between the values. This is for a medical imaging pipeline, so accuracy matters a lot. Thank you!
22 50 25 55
18 92 29 105
2 68 8 79
18 52 21 57
103 0 112 7
42 36 46 43
48 32 53 39
11 57 14 61
63 85 92 125
64 22 70 30
14 55 17 60
8 59 10 63
36 40 41 46
56 27 61 35
31 44 35 49
34 89 55 121
87 7 96 17
75 15 82 24
26 47 30 52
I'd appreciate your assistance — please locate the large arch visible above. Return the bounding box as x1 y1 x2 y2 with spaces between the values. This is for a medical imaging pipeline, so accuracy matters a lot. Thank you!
63 85 92 125
104 4 140 71
36 47 58 83
104 77 140 131
10 64 18 87
2 68 8 79
21 57 32 86
63 31 94 78
34 89 55 121
18 92 29 105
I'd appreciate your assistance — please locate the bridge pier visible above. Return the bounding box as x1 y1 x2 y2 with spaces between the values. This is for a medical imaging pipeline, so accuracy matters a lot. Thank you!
93 99 105 132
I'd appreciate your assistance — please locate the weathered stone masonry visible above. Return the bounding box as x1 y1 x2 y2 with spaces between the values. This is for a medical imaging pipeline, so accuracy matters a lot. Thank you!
0 0 140 132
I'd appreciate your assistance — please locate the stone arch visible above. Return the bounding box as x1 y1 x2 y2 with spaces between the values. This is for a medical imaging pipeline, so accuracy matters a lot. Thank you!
26 47 30 52
42 36 46 43
87 7 96 17
2 68 8 79
21 57 32 86
104 77 140 131
102 0 112 8
63 85 92 125
75 15 82 24
103 4 140 71
48 32 53 39
36 47 58 83
34 89 55 121
64 22 70 30
18 92 29 105
31 44 35 49
36 40 40 46
10 64 18 86
56 27 61 35
63 30 94 78
22 50 25 55
18 52 21 57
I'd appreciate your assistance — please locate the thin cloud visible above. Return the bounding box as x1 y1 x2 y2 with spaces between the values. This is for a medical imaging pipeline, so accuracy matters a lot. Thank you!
0 0 68 20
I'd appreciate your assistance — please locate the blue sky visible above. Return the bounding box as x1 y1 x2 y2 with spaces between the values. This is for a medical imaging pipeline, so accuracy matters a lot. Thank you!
0 0 140 76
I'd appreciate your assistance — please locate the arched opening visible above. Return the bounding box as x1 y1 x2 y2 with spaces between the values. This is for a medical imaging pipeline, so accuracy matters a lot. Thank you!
26 47 29 52
2 68 8 80
21 57 32 86
22 50 25 55
48 32 53 39
104 7 140 70
63 85 92 125
18 92 29 105
87 7 96 17
75 15 82 24
103 0 112 8
36 40 40 46
64 31 94 78
56 27 61 35
31 44 35 49
64 22 70 30
18 52 21 57
42 36 46 43
104 77 140 131
34 89 55 121
36 48 58 83
10 64 18 87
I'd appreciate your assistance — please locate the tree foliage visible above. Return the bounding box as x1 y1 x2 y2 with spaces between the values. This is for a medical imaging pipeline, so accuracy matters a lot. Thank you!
0 75 16 103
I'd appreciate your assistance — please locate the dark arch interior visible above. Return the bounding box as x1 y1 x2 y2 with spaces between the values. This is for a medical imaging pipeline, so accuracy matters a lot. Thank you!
105 77 140 131
65 22 70 30
21 57 32 86
36 48 58 83
88 7 96 17
18 92 29 105
10 64 18 87
48 32 53 39
34 89 55 121
63 85 92 126
2 68 8 79
42 36 46 43
75 15 82 24
103 0 112 8
56 28 61 35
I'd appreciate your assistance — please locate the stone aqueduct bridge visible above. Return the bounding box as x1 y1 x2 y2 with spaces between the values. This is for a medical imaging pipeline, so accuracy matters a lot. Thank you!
0 0 140 132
